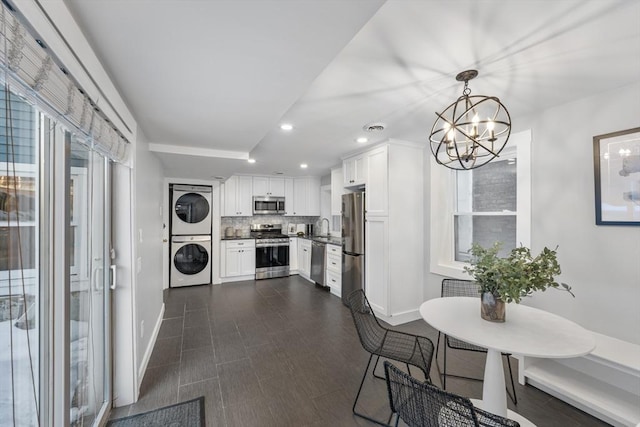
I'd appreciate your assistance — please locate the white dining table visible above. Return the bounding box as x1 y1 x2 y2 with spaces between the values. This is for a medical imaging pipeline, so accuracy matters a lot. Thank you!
420 297 596 426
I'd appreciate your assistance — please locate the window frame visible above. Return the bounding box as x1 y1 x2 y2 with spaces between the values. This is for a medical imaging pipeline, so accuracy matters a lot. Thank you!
430 129 532 279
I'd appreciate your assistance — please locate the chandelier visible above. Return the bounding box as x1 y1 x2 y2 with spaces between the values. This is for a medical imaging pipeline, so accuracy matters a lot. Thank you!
429 70 511 170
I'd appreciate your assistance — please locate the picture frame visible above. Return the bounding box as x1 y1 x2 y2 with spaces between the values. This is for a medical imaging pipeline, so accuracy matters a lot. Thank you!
593 127 640 225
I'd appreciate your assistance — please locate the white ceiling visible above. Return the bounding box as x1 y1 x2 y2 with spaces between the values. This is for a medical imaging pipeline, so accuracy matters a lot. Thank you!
64 0 640 180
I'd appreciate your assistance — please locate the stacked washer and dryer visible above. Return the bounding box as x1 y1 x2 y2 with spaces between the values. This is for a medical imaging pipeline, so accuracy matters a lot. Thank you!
170 185 213 287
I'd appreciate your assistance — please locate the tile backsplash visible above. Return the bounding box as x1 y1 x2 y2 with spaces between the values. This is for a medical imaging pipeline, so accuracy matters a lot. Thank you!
221 216 320 238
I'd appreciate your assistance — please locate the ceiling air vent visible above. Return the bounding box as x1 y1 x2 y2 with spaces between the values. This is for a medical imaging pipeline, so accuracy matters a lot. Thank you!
363 122 386 132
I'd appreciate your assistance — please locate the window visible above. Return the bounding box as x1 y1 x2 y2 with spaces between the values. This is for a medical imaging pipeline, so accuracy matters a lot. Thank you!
454 156 517 262
430 129 531 278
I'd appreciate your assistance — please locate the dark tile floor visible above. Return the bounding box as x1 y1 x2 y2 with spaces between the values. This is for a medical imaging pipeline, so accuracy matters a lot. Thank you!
109 276 609 426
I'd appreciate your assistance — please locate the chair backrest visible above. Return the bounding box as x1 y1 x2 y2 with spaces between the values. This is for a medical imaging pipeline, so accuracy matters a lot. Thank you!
384 362 519 427
441 278 480 298
346 289 387 354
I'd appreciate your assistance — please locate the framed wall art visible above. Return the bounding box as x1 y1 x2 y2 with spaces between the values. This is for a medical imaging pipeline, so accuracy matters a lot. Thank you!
593 127 640 225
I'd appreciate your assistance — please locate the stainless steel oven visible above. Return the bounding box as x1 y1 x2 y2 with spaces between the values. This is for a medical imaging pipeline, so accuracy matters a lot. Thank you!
251 224 290 279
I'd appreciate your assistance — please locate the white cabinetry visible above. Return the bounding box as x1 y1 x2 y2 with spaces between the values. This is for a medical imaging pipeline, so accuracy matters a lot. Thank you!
223 175 253 216
325 243 341 297
343 154 366 187
365 146 389 216
331 167 344 216
221 239 255 282
363 141 424 325
365 217 388 315
289 237 298 273
253 176 285 197
298 238 312 279
284 178 295 216
292 177 320 216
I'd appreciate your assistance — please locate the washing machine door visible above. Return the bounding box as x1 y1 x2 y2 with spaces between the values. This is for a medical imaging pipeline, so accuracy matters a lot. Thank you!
172 185 212 235
174 242 210 275
171 235 212 287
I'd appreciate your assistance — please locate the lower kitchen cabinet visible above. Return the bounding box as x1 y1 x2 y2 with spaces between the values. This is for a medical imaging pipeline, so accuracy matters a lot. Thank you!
298 238 312 279
326 244 341 297
365 217 388 315
289 237 298 272
221 239 255 281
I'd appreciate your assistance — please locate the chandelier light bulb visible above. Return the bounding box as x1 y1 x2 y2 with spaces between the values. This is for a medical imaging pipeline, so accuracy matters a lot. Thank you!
471 113 479 138
447 128 456 142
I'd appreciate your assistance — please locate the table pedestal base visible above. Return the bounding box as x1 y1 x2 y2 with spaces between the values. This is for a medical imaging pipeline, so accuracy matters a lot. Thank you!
483 349 507 415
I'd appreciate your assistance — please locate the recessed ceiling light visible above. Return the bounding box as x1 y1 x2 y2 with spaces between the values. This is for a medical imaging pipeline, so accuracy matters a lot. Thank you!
356 137 368 143
280 123 293 131
247 158 256 164
300 163 308 169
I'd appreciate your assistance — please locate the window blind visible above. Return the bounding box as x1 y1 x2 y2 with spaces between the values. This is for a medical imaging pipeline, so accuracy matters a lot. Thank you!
0 2 129 162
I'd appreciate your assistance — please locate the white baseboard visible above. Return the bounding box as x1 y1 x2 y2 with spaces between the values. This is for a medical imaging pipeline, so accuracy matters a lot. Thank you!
221 274 255 283
377 308 421 326
137 303 165 391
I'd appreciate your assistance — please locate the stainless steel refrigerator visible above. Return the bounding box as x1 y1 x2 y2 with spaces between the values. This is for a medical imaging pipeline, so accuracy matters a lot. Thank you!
342 192 365 305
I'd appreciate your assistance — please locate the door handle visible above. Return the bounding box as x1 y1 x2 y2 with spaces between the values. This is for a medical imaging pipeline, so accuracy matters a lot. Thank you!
93 265 104 291
110 265 117 290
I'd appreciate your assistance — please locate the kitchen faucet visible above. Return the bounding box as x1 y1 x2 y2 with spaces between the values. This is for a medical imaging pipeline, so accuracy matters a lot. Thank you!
320 217 330 236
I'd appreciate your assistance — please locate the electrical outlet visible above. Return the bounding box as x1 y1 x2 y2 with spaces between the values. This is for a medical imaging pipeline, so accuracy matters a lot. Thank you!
140 320 145 338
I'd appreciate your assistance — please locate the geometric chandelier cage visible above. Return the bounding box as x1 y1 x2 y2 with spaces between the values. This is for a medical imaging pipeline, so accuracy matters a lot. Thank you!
429 70 511 170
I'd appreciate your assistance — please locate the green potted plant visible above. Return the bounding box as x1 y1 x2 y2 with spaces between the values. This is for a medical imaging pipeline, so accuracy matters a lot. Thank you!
463 242 574 322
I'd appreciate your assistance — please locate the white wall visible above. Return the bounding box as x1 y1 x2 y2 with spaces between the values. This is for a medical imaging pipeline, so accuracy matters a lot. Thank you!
424 81 640 345
133 133 165 380
521 81 640 344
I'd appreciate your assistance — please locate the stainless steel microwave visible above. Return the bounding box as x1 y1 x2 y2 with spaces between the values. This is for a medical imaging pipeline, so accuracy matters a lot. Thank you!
253 196 285 215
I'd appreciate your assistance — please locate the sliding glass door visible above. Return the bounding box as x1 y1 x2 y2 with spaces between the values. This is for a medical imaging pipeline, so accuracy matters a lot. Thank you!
69 140 111 426
0 83 40 427
1 83 113 426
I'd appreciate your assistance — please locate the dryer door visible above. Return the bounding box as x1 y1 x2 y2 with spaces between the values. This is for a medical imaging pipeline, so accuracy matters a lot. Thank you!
171 185 212 235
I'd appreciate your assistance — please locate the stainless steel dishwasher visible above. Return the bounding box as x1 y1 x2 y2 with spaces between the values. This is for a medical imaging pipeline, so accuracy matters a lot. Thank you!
310 240 326 286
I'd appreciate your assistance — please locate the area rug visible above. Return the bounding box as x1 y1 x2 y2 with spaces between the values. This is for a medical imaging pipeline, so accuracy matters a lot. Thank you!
107 397 205 427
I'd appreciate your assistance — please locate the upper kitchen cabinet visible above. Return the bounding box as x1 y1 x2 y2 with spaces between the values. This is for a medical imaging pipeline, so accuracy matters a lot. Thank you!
223 175 253 216
365 146 388 216
253 176 285 197
330 167 344 216
343 153 366 187
284 178 295 216
292 177 321 216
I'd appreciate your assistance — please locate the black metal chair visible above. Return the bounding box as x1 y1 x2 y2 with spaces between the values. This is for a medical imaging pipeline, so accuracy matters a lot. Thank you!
436 279 518 405
346 289 435 425
384 361 520 427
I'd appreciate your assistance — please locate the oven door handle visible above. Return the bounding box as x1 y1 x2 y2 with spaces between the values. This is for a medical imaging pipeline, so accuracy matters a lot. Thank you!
256 242 290 248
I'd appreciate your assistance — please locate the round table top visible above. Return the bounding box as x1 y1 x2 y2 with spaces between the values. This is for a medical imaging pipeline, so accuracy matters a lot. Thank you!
420 297 596 358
